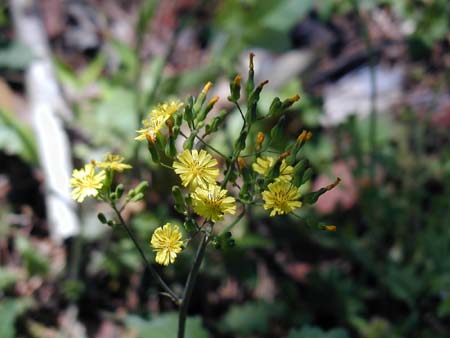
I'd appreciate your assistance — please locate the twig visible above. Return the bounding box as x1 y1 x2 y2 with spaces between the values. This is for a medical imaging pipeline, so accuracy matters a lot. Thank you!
112 205 180 304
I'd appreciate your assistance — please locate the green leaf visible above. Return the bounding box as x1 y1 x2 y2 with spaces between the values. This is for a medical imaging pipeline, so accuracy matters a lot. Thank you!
0 110 38 164
125 312 209 338
15 236 49 276
0 268 18 291
219 301 285 336
85 87 136 144
0 298 33 338
285 326 350 338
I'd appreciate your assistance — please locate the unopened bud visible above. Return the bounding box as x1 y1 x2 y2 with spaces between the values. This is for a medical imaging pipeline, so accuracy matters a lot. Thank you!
325 225 337 231
325 177 341 191
233 75 241 87
282 94 301 109
297 130 313 143
201 81 213 95
256 132 265 151
237 157 247 170
228 75 242 102
249 52 255 71
279 152 290 160
206 96 219 109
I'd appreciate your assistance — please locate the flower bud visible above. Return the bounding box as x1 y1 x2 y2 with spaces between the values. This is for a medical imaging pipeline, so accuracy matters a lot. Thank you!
135 181 149 194
184 96 194 122
115 184 124 199
183 131 197 150
325 225 337 231
165 135 177 157
256 132 265 151
281 94 300 109
246 53 255 97
130 192 144 202
247 79 269 123
237 157 247 170
193 81 213 114
268 97 282 116
147 136 160 163
228 75 242 102
297 130 313 144
270 115 285 141
196 96 219 122
97 212 107 224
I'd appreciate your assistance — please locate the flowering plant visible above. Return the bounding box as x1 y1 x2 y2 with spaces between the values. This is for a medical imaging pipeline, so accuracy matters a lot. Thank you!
70 53 339 338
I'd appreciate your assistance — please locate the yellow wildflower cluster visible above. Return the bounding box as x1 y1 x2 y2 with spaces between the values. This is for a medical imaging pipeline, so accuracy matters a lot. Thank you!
252 157 293 183
252 156 302 216
70 154 131 203
173 149 236 223
135 101 183 142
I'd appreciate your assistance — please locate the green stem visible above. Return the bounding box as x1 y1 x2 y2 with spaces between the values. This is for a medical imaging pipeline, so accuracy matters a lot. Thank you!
354 0 377 184
178 233 210 338
219 210 245 235
112 205 180 304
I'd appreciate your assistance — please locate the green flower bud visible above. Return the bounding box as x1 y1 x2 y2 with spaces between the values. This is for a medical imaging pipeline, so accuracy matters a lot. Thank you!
268 97 282 116
97 212 107 224
115 184 124 199
228 75 241 102
130 192 144 202
183 131 197 150
270 115 286 141
135 181 149 194
165 135 177 157
193 82 213 114
184 96 195 122
147 138 160 163
246 53 255 97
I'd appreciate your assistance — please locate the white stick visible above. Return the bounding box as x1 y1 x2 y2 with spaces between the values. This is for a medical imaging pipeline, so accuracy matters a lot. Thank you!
10 0 79 241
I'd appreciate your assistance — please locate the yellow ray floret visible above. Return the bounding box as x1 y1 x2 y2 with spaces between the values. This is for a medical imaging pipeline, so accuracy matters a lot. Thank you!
173 149 219 190
150 223 184 266
70 163 106 203
252 157 293 183
135 101 183 142
262 181 302 216
94 153 132 172
191 184 236 222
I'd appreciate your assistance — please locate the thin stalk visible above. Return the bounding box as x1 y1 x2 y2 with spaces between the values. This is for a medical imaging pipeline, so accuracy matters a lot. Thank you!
178 233 209 338
354 1 378 184
112 205 180 304
219 210 245 235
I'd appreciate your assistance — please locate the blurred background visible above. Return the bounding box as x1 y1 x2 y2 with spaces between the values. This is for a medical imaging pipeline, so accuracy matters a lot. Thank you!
1 0 450 337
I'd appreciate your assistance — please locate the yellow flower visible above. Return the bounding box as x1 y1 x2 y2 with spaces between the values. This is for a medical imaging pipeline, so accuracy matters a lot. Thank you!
70 163 106 203
191 184 236 222
94 153 132 172
150 223 184 266
262 181 302 216
135 101 183 141
173 149 219 189
252 157 293 182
